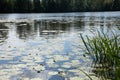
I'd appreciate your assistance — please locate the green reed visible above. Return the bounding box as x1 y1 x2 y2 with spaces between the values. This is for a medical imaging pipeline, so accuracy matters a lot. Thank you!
80 31 120 80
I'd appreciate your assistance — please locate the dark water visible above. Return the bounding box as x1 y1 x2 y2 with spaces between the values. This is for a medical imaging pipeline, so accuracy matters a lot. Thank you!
0 12 120 80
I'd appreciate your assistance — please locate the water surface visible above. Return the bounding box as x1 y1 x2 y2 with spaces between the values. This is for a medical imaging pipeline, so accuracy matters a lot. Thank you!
0 12 120 80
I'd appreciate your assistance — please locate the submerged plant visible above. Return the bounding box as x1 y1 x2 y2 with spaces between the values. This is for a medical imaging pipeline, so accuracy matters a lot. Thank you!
117 26 120 30
80 31 120 80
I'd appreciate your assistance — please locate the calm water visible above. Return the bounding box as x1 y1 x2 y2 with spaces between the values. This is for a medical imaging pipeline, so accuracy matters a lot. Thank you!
0 12 120 80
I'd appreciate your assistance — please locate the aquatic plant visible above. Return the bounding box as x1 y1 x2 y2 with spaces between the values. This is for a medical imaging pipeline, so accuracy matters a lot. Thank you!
118 26 120 30
80 31 120 80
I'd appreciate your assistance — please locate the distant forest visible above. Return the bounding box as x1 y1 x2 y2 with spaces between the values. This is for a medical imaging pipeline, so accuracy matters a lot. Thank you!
0 0 120 13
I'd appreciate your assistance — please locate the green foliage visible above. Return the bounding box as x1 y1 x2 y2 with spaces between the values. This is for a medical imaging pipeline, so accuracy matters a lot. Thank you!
14 0 32 13
0 0 120 13
79 69 93 80
112 0 120 11
33 0 43 12
45 0 58 12
80 31 120 79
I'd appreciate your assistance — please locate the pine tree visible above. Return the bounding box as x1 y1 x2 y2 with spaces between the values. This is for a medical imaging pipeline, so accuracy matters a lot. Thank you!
33 0 43 12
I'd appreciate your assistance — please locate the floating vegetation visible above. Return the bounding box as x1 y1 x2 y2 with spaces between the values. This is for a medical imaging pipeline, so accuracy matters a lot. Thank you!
118 26 120 30
61 64 71 68
70 60 81 67
53 55 70 61
22 78 29 80
1 13 119 80
70 77 85 80
69 69 81 73
58 71 68 77
48 71 58 75
30 78 42 80
32 64 45 72
47 64 59 68
47 59 55 64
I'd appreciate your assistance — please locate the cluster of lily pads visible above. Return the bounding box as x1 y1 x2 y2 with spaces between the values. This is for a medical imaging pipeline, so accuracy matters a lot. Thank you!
0 31 97 80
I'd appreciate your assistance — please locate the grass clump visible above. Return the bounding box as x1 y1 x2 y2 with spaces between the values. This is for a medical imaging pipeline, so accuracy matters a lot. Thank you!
80 31 120 80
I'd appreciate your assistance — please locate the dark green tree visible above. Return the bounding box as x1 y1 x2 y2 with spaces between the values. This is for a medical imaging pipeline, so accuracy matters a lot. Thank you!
0 0 8 13
103 0 113 11
7 0 15 12
75 0 84 11
14 0 32 13
33 0 43 12
42 0 48 12
45 0 57 12
112 0 120 11
0 0 120 13
59 0 71 12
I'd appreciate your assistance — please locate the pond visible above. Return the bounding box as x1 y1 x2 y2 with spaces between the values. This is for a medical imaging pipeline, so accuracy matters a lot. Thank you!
0 12 120 80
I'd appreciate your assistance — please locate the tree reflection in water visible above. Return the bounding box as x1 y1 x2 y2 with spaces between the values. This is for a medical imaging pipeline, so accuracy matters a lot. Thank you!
15 19 85 40
0 23 8 43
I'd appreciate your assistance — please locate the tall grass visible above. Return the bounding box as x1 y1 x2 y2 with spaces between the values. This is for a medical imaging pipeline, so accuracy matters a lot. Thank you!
80 31 120 80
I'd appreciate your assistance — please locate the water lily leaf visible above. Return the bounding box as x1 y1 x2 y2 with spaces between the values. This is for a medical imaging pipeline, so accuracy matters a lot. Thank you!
33 65 45 71
54 55 69 61
90 76 99 80
22 78 29 80
58 71 68 77
70 77 84 80
34 57 43 62
47 64 59 68
46 59 54 64
69 69 80 73
48 71 58 75
71 60 80 66
0 55 13 60
30 78 42 80
0 75 10 80
13 64 27 68
61 64 71 68
0 70 8 75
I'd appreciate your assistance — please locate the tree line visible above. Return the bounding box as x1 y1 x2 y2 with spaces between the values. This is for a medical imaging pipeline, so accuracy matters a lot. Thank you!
0 0 120 13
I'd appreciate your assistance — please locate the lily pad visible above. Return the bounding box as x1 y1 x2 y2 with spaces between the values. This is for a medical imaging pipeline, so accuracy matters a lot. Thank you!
70 77 85 80
53 55 69 61
22 78 29 80
30 78 42 80
33 65 45 71
48 71 58 75
61 64 71 68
